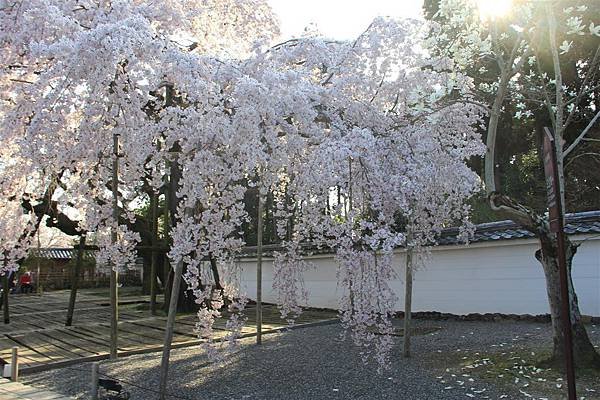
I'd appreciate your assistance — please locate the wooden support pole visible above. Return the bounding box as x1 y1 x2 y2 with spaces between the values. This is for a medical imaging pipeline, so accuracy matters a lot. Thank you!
256 189 264 345
158 259 183 400
2 273 9 324
10 347 18 381
150 192 158 315
90 362 99 400
543 128 577 399
66 235 86 326
36 229 42 295
162 159 172 313
403 244 413 358
110 133 120 360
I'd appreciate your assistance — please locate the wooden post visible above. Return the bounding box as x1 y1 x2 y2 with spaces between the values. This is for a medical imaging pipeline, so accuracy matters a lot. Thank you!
256 189 264 345
158 259 183 400
2 273 9 324
90 362 99 400
35 225 43 295
543 128 577 399
150 192 158 315
110 133 120 360
403 244 413 358
162 157 172 313
10 347 18 381
66 235 86 326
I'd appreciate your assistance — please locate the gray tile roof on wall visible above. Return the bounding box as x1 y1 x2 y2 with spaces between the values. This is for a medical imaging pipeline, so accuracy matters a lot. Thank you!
31 211 600 259
437 210 600 245
33 248 95 260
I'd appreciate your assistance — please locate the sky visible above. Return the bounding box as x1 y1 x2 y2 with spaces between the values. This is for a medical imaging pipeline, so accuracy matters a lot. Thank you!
267 0 424 40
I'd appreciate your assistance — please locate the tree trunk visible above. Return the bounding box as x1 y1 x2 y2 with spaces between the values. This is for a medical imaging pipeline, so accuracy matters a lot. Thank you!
536 231 600 369
162 265 196 313
66 235 86 326
141 254 152 295
489 193 600 370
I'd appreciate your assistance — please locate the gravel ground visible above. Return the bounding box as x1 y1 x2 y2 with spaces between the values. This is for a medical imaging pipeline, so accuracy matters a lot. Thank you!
21 319 600 400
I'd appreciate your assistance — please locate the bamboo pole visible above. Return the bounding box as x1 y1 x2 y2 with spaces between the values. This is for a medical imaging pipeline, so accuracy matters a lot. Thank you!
403 244 413 358
256 189 264 345
10 347 18 381
36 229 42 295
90 362 99 400
157 181 188 400
162 156 171 313
110 133 120 360
150 192 158 315
66 235 86 326
158 258 183 400
2 272 9 324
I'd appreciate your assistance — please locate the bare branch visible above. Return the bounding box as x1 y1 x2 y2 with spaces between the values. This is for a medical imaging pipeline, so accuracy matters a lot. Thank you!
565 151 600 169
488 192 543 233
563 110 600 158
563 45 600 129
9 78 34 84
546 5 563 139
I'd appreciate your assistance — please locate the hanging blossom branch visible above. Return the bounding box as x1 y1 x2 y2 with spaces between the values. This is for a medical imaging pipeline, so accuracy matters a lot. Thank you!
1 1 485 371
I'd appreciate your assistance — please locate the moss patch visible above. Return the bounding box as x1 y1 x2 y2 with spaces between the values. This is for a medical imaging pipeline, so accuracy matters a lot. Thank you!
438 348 600 399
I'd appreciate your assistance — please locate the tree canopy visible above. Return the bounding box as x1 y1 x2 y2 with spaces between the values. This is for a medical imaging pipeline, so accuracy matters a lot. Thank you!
1 0 486 368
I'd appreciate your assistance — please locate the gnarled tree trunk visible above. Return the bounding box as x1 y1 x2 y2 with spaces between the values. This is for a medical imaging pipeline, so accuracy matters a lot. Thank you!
490 193 600 369
536 230 600 369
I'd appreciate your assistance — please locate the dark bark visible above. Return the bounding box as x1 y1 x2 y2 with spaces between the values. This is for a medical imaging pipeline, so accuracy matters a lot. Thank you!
162 264 197 313
161 137 197 313
65 235 86 326
209 255 223 291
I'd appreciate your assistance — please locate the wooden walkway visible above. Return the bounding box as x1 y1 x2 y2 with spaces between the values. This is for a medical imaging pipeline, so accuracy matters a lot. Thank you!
0 378 73 399
0 289 338 373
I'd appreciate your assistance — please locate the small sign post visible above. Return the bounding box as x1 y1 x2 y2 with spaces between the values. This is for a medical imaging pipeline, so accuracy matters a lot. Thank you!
542 127 576 400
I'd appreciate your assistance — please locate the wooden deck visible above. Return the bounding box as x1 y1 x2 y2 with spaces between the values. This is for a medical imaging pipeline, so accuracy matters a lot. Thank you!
0 289 338 373
0 378 73 399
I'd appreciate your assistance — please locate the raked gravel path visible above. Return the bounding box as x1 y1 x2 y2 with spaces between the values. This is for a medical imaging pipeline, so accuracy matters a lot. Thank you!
20 319 600 400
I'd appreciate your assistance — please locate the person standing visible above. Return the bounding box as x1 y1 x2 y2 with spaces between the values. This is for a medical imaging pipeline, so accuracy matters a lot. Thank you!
19 271 33 294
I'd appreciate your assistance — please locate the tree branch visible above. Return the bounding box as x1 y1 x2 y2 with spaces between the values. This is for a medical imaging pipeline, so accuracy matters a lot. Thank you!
563 45 600 129
563 110 600 158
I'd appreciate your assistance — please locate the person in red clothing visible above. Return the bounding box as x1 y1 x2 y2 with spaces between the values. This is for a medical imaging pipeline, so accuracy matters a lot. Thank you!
19 271 33 294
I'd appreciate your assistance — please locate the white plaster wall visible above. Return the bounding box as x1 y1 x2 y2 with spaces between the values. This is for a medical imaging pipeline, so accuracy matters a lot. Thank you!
239 236 600 316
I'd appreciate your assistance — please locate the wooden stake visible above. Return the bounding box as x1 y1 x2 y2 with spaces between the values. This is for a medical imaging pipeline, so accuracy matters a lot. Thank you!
403 244 413 358
90 362 99 400
162 157 172 313
158 259 183 400
10 347 18 381
150 192 158 315
36 228 42 295
66 235 86 326
110 133 120 360
256 189 264 345
2 272 9 324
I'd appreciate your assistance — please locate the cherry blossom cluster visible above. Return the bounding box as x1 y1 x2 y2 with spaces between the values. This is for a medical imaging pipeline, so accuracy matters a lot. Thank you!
1 1 485 370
